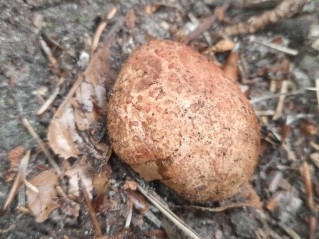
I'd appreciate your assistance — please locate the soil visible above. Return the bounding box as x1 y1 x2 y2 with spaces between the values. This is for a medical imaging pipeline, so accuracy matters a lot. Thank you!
1 0 319 239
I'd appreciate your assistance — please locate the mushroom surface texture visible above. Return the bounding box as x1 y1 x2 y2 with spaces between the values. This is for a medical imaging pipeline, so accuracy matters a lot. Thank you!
107 40 260 202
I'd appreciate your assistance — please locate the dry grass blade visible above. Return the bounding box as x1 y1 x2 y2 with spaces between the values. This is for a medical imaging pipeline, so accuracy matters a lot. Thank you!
21 117 62 175
300 161 315 209
80 175 102 237
279 223 301 239
273 80 289 120
124 201 133 228
91 7 117 52
2 150 30 211
39 37 57 65
37 87 60 115
256 40 299 55
316 78 319 109
136 184 202 239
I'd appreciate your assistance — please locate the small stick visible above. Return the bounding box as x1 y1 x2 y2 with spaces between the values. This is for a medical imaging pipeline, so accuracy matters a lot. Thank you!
23 179 39 193
178 201 260 213
300 161 315 209
279 223 301 239
315 78 319 109
273 80 289 120
7 84 62 176
255 110 275 117
126 189 162 228
187 13 212 45
256 40 299 56
21 117 62 175
309 215 317 239
39 38 57 65
250 87 317 104
91 7 117 52
136 184 202 239
221 0 308 36
37 87 60 115
80 176 103 237
182 15 216 44
124 201 133 229
2 151 30 211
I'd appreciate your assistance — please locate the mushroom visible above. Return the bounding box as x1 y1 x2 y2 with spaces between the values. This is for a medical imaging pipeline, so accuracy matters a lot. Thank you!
107 40 260 202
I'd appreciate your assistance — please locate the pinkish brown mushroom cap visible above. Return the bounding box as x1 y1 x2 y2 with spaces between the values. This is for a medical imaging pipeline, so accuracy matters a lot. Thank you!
107 40 260 202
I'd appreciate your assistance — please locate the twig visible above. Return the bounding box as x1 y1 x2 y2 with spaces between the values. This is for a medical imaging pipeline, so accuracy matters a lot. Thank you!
176 201 260 213
255 110 275 117
182 15 216 44
187 13 212 45
315 78 319 109
39 37 57 65
273 80 289 120
221 0 308 36
124 201 133 228
126 189 162 228
136 184 202 239
7 83 62 176
250 87 317 104
91 7 117 52
256 40 299 55
80 176 103 237
2 150 30 211
300 161 315 210
21 117 62 175
279 223 301 239
23 179 39 193
37 87 60 115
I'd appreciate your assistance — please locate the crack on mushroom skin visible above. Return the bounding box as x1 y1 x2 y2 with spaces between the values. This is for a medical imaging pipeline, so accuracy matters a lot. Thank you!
107 40 260 202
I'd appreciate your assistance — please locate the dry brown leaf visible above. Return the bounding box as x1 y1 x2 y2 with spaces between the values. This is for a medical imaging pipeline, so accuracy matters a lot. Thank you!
64 159 93 199
208 39 235 53
144 4 162 14
265 191 287 212
125 9 136 29
126 190 149 214
2 150 30 211
300 161 315 209
215 4 230 23
299 120 318 136
48 41 112 159
53 197 80 218
26 169 59 222
4 145 25 182
92 171 109 196
223 48 239 83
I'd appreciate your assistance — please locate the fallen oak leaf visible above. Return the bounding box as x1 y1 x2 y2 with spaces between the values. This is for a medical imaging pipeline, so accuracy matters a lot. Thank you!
26 169 59 222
